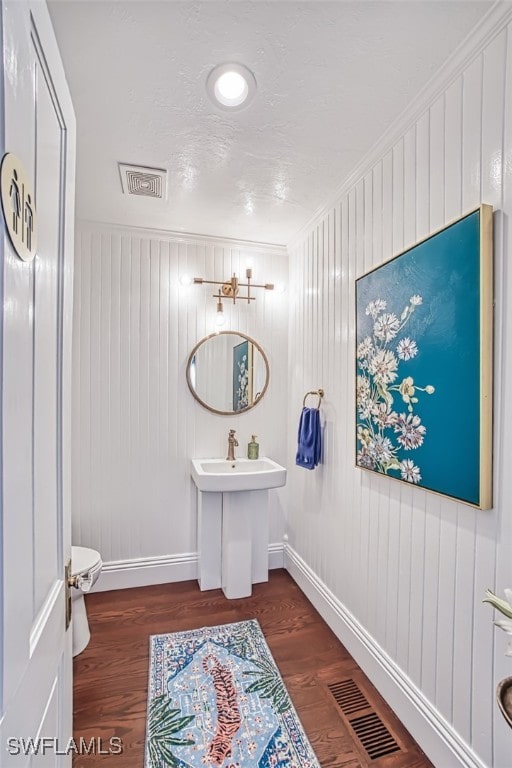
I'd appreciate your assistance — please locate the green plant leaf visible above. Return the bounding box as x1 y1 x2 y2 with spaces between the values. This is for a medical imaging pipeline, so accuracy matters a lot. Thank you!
156 739 179 767
153 725 195 742
147 694 195 768
483 589 512 619
148 740 160 768
149 696 178 721
273 684 291 713
243 661 291 714
152 733 194 747
243 656 276 675
229 630 253 659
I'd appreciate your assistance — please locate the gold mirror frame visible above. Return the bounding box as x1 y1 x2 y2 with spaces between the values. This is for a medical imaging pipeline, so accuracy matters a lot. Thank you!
186 331 270 415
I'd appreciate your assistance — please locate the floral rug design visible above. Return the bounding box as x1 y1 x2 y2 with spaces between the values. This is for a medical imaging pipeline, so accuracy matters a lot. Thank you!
145 618 320 768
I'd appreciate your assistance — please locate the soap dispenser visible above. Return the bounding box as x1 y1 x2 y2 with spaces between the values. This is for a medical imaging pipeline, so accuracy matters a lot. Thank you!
248 435 259 460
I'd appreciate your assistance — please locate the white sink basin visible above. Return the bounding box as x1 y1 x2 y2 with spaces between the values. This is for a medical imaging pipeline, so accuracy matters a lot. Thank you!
191 457 287 492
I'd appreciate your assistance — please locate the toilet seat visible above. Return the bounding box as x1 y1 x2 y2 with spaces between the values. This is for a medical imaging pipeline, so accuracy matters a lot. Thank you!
70 546 103 657
72 545 102 577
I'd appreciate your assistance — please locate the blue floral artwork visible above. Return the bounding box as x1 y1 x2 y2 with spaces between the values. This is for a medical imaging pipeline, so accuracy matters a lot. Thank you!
233 340 253 412
355 207 493 508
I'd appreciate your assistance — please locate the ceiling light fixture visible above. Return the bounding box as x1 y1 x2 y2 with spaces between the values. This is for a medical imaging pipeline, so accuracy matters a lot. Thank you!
206 62 256 110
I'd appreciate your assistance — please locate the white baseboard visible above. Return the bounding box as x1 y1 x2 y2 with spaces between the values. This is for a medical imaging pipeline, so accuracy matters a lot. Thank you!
93 543 285 593
93 552 198 592
284 544 487 768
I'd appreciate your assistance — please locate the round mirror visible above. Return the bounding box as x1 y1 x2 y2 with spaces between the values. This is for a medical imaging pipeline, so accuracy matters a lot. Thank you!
186 331 270 415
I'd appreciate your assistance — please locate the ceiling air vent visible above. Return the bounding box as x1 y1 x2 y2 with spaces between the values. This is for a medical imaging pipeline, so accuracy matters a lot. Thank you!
118 163 167 199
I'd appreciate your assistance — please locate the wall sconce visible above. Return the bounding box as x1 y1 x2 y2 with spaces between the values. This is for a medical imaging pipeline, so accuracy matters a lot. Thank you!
192 268 275 307
182 270 283 330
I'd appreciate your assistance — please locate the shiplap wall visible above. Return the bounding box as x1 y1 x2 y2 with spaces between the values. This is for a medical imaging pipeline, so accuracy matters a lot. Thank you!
286 16 512 768
72 223 288 576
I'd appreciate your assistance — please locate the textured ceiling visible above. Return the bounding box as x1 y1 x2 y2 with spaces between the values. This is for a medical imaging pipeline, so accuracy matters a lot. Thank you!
48 0 492 245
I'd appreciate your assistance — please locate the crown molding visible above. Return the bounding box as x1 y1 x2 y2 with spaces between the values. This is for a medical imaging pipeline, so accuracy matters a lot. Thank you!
288 0 512 250
77 218 287 256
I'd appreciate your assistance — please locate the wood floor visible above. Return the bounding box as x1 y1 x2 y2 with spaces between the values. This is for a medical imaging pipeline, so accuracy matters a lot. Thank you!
73 569 433 768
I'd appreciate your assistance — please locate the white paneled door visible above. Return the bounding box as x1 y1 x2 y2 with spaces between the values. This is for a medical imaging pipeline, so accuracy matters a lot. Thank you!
0 1 75 765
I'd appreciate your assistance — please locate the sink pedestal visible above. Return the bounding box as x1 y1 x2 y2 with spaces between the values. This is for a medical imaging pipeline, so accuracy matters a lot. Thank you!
192 456 286 600
197 489 269 599
196 492 222 591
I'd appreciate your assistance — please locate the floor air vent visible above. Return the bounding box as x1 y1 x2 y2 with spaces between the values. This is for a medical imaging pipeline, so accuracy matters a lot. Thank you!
350 712 400 760
118 163 167 199
328 679 370 715
327 679 401 762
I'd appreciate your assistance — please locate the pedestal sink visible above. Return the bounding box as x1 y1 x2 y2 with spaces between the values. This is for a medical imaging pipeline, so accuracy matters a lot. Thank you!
191 457 286 600
191 457 286 492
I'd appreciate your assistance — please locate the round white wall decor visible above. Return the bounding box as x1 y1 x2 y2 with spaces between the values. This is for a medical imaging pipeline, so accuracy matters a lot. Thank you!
0 152 37 262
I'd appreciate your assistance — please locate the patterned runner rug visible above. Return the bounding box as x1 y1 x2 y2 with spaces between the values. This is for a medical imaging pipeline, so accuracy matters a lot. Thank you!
145 618 320 768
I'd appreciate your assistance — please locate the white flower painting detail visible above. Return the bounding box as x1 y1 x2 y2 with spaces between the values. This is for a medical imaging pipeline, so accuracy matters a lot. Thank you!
235 353 250 410
396 337 418 361
400 459 422 484
365 299 387 319
356 294 435 484
374 313 400 343
368 349 398 385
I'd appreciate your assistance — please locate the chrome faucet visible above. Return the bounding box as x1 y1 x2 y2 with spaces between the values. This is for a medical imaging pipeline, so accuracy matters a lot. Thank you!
227 429 239 461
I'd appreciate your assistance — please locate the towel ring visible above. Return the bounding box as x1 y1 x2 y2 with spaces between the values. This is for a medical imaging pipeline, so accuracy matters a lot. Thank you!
303 388 325 409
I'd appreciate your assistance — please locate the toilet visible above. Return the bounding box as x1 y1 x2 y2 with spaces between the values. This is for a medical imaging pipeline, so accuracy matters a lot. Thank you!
71 545 103 657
